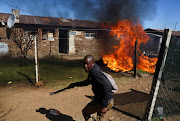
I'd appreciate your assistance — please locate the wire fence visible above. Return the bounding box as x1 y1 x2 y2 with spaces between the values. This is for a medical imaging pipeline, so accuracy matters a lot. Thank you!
111 31 180 121
152 35 180 120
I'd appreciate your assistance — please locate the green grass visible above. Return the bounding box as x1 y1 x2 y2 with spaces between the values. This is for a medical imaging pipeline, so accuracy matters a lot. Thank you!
114 77 132 85
0 56 139 89
0 57 88 88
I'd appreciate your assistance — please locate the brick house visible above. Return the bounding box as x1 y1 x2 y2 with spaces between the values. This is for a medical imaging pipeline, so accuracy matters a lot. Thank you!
0 9 105 59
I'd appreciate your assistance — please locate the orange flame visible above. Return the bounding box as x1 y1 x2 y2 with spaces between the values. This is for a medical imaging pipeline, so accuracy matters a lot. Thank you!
102 20 158 73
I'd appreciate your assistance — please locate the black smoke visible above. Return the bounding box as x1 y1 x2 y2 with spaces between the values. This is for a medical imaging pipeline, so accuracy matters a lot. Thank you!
70 0 158 25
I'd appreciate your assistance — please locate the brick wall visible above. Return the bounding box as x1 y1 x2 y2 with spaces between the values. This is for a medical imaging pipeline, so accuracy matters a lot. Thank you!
0 26 103 59
0 27 59 58
0 28 22 57
73 31 103 58
0 27 7 39
27 29 59 58
27 40 59 58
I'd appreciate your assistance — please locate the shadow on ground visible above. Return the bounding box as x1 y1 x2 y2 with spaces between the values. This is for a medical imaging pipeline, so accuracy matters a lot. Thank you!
85 89 150 120
113 89 150 120
18 72 35 86
36 108 75 121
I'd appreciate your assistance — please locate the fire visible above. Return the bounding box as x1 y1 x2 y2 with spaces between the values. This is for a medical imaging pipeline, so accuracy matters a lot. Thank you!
102 20 158 73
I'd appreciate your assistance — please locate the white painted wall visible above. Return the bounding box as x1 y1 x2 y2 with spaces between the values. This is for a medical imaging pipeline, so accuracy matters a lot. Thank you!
68 30 76 54
0 42 9 56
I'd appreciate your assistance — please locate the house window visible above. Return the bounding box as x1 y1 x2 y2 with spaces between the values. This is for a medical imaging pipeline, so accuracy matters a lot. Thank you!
48 33 54 41
24 30 37 41
69 31 76 35
85 32 95 39
24 31 30 41
42 29 55 41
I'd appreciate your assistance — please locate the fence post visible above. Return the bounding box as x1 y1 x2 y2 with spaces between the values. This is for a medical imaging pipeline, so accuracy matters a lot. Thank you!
134 39 138 78
143 29 172 120
34 36 43 86
34 36 39 84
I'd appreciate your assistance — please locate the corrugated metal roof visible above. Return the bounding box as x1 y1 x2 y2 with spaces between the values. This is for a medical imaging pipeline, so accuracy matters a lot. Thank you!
145 28 180 37
0 13 10 22
0 13 101 28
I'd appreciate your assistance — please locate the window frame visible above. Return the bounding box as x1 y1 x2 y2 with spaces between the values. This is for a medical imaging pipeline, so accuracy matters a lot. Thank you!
85 32 96 39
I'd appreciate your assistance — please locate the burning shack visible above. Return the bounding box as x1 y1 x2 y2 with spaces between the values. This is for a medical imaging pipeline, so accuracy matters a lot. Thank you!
101 20 158 73
100 23 180 74
144 28 180 55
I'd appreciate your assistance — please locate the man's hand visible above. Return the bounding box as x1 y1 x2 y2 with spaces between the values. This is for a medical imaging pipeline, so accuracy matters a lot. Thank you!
50 85 73 96
101 107 107 115
50 92 56 96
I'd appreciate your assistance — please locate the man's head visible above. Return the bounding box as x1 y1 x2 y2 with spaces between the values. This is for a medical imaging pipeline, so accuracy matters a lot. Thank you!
83 55 95 72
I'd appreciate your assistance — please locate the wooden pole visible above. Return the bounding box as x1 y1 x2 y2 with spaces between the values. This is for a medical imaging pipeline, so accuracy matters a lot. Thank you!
143 29 172 120
134 39 138 78
49 41 51 55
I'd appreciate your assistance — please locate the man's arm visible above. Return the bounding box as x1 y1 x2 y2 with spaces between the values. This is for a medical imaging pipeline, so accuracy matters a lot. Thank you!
50 78 90 95
68 79 90 88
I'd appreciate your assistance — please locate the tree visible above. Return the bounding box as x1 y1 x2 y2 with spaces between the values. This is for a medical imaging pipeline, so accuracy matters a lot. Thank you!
10 28 34 58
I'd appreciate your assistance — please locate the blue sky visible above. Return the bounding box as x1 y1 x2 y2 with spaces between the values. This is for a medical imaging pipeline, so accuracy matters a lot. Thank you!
0 0 180 31
143 0 180 30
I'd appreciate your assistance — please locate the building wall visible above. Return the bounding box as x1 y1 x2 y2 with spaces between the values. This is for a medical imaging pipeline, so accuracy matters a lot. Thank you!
0 42 9 56
0 27 59 58
0 27 7 39
0 26 103 59
68 30 76 54
26 28 59 58
0 28 22 57
72 31 103 58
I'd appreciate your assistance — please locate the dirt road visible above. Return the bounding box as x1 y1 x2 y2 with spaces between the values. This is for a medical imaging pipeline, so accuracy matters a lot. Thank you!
0 76 153 121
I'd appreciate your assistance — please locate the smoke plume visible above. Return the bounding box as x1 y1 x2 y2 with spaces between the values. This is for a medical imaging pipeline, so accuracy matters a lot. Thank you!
70 0 157 25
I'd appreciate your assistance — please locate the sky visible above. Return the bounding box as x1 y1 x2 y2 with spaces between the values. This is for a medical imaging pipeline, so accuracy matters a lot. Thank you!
0 0 180 31
143 0 180 30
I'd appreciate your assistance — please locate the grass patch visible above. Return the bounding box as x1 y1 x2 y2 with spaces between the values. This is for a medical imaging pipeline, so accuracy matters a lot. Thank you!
114 77 132 85
0 57 136 89
137 69 149 74
0 57 88 88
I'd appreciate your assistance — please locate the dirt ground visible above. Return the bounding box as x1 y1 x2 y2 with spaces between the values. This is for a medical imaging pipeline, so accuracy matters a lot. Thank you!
0 75 156 121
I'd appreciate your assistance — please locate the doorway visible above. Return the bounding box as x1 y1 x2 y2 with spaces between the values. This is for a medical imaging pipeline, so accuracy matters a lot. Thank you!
59 29 69 54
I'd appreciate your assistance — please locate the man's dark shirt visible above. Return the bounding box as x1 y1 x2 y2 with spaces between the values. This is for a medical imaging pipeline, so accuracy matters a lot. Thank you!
74 64 113 108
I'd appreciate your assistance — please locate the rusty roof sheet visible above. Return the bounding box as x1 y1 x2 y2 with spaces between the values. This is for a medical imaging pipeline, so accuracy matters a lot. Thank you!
0 13 101 28
0 13 10 22
145 28 180 37
68 19 100 28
